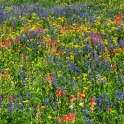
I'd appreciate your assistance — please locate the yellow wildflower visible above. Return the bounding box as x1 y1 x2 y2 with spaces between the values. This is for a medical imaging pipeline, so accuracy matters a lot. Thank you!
48 116 52 119
41 106 46 109
23 100 29 103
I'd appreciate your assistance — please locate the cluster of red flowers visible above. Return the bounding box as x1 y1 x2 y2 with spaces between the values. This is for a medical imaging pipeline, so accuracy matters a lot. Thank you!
114 14 122 24
57 113 75 123
90 33 102 45
55 88 66 97
106 106 110 113
70 95 75 104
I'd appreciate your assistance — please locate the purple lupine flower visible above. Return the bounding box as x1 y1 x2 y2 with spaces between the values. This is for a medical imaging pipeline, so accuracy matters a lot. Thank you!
50 94 53 101
0 95 2 108
122 77 124 84
88 73 91 80
87 65 90 70
76 68 80 76
56 62 58 68
33 41 37 53
14 100 18 113
106 100 110 106
66 49 70 57
91 59 95 70
100 94 106 100
83 116 87 124
61 74 65 82
13 94 18 113
95 98 102 110
0 10 4 24
51 34 56 40
115 90 121 100
121 91 124 100
19 68 24 80
7 100 12 114
74 49 79 56
18 92 23 104
53 101 58 111
52 73 57 84
60 60 63 70
88 120 93 124
82 109 88 115
44 98 49 107
118 40 124 48
61 86 65 92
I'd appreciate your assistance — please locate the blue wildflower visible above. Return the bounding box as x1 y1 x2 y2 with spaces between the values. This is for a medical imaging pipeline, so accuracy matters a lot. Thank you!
7 100 12 114
82 109 88 115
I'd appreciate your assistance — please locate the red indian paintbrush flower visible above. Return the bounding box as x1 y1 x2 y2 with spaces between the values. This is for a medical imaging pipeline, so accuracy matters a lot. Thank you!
55 88 62 97
113 49 118 54
111 63 114 70
114 14 122 24
57 117 61 122
61 113 75 123
46 73 52 83
77 92 83 100
67 113 75 122
39 118 42 122
106 106 110 113
61 92 66 97
4 39 9 48
61 114 68 122
4 71 9 80
10 26 13 31
36 112 39 118
90 98 94 106
46 73 53 89
90 98 95 111
70 95 75 104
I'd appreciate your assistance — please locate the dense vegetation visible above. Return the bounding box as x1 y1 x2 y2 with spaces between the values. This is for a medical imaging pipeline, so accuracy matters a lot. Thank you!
0 0 124 123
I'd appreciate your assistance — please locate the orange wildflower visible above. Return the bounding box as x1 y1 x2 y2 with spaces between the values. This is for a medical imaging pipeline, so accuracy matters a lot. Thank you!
4 71 9 80
10 26 13 31
113 49 118 54
106 106 110 113
70 95 75 104
39 118 42 122
77 92 83 100
114 14 122 24
46 73 52 89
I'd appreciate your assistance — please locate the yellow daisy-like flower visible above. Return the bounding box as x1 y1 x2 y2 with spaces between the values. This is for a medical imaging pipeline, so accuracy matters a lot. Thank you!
23 100 29 103
58 100 61 104
19 64 23 67
106 83 111 86
5 68 10 71
87 81 92 84
48 116 52 119
110 110 116 114
41 106 46 109
82 94 85 97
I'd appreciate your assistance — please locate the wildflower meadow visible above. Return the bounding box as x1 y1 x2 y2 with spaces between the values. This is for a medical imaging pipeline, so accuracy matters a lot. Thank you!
0 0 124 123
